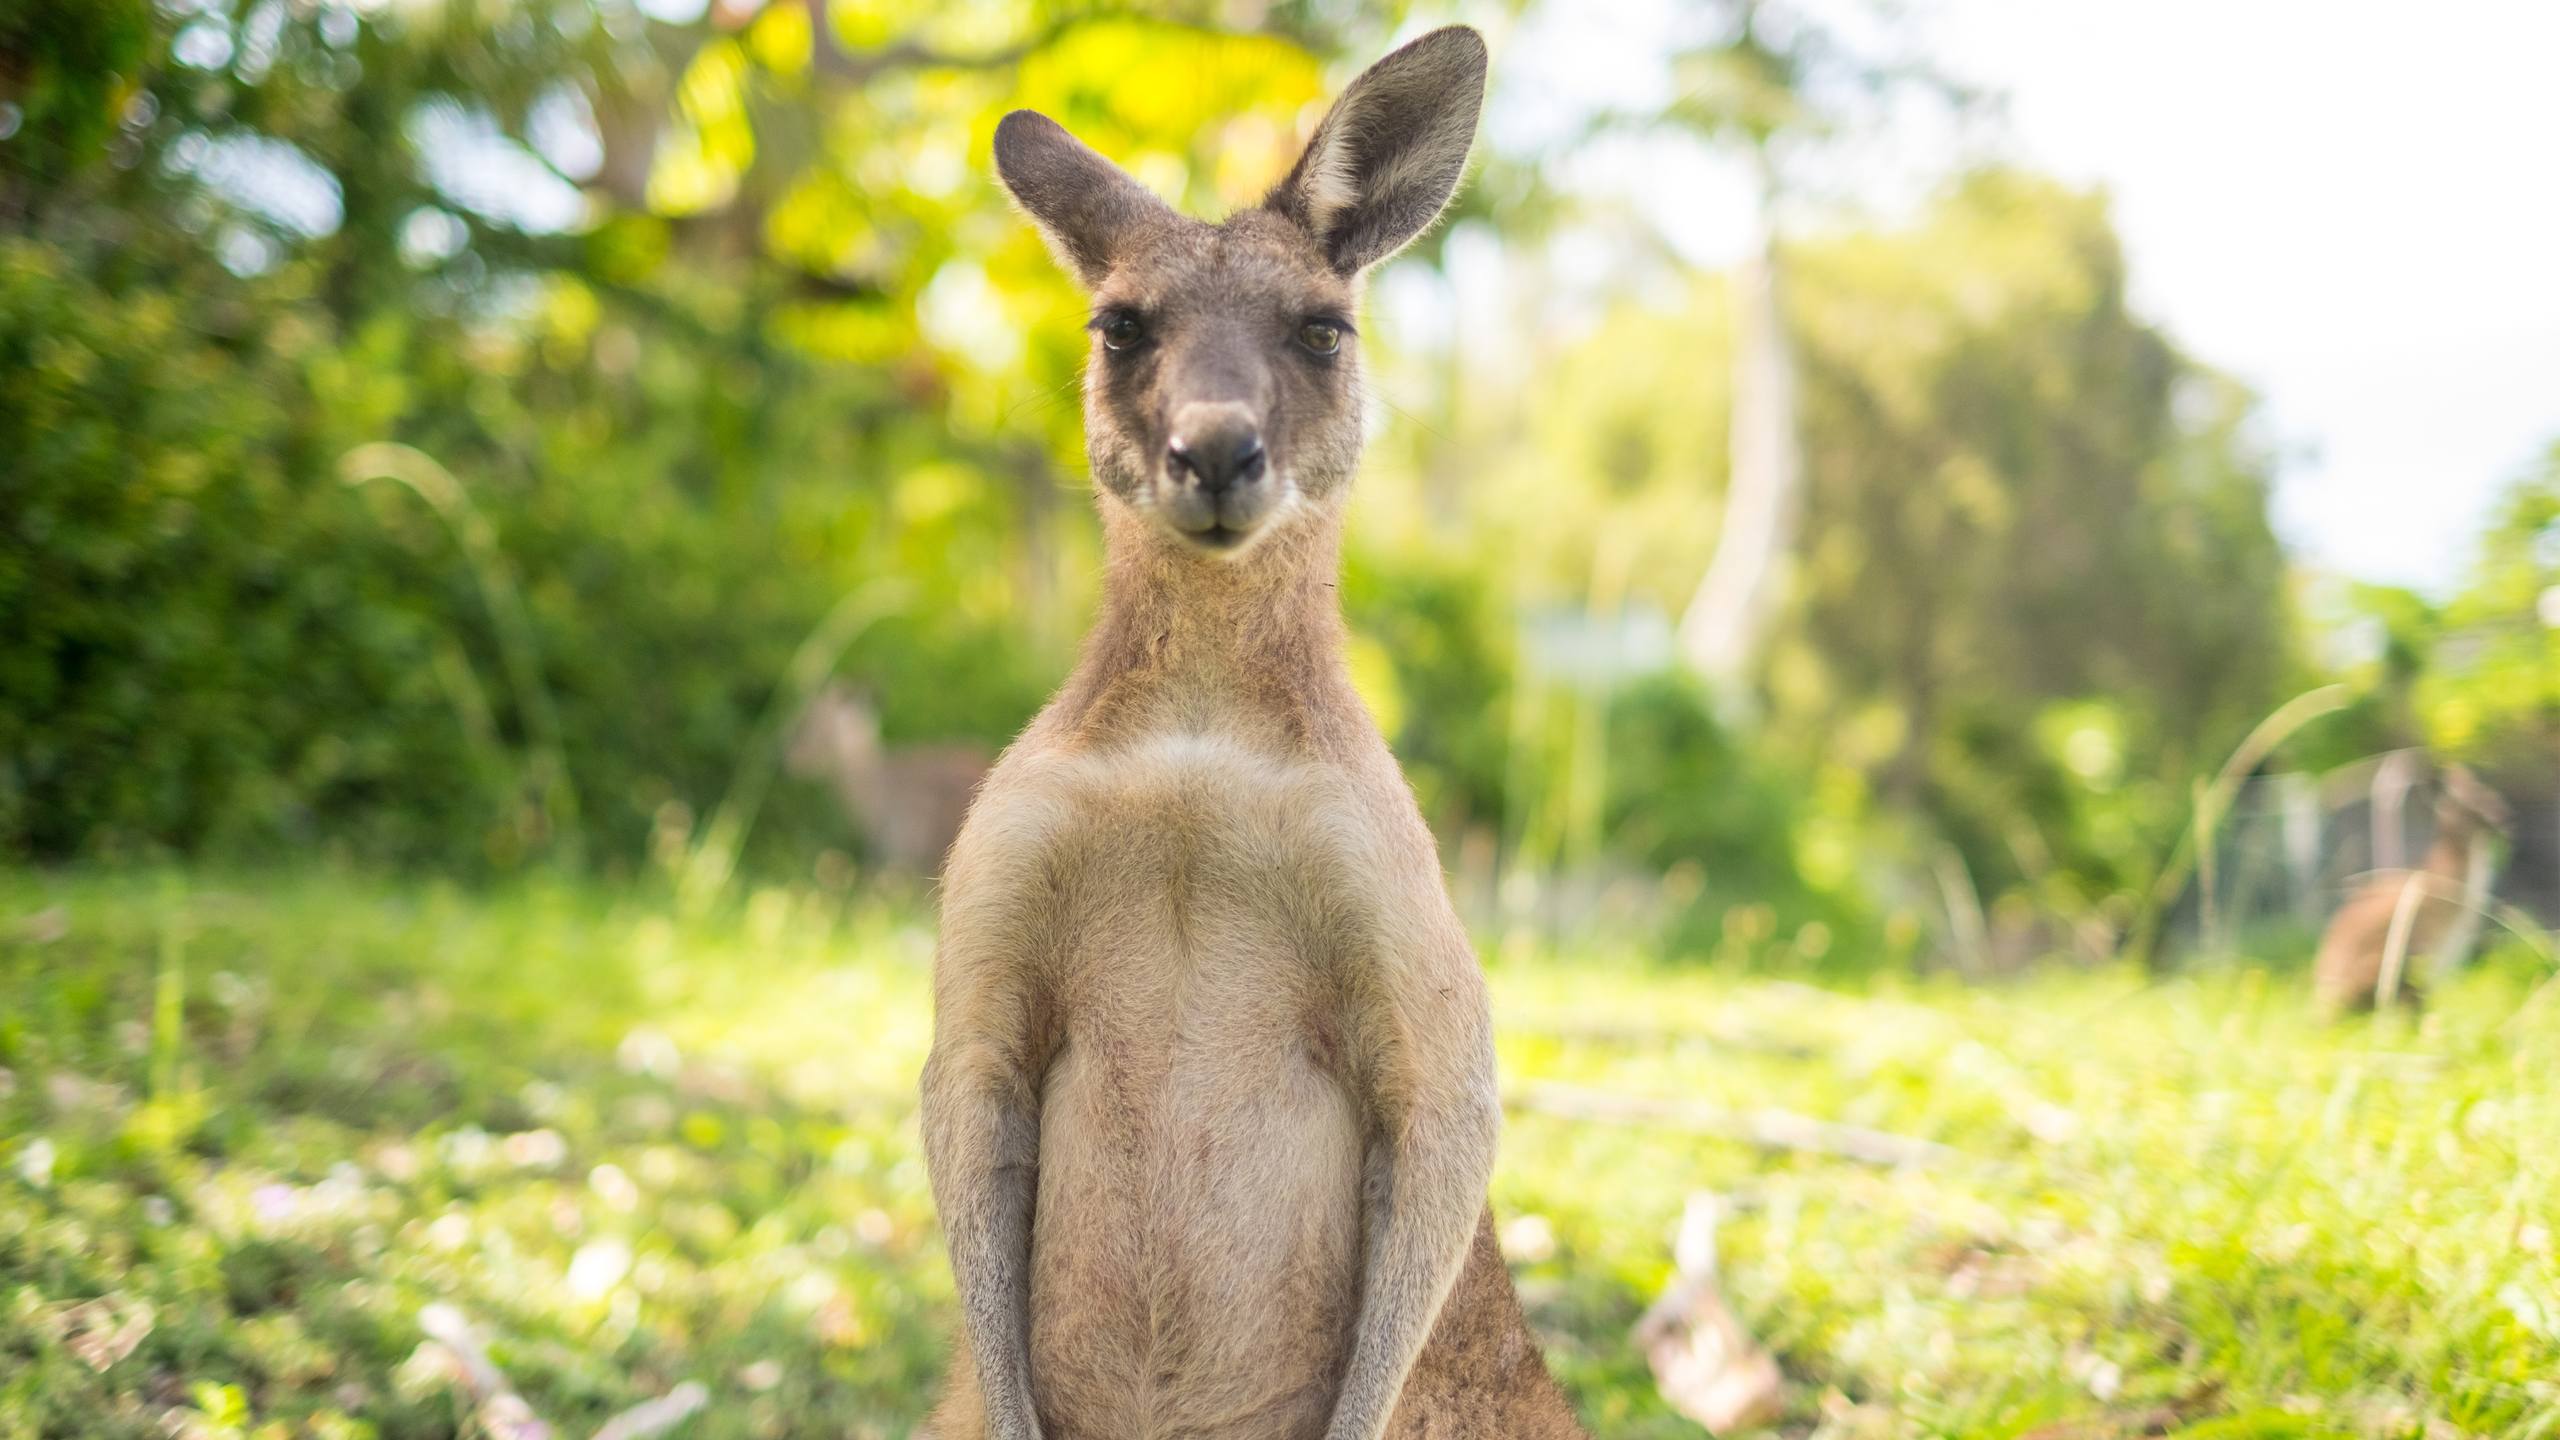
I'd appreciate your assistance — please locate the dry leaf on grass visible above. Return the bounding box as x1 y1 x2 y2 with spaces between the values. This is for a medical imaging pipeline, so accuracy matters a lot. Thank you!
53 1296 155 1372
415 1303 712 1440
1631 1193 1784 1435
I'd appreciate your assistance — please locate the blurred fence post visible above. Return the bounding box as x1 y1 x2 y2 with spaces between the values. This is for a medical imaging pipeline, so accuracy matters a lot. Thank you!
2373 749 2420 872
2128 684 2349 968
2282 772 2322 923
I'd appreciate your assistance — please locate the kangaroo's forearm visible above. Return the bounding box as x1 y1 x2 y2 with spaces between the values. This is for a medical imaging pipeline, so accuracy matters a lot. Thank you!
922 1052 1044 1440
1324 1103 1499 1440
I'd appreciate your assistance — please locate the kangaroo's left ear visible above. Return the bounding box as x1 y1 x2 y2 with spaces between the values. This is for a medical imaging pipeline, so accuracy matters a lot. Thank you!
1267 26 1488 277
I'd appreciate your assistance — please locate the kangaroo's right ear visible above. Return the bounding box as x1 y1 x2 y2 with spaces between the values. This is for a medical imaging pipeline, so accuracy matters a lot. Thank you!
993 111 1175 288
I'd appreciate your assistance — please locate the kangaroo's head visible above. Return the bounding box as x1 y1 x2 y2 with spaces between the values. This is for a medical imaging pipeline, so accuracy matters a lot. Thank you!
994 27 1486 558
2437 763 2513 840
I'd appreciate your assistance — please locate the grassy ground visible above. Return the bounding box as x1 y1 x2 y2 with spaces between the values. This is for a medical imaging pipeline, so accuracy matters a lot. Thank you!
2 871 2556 1440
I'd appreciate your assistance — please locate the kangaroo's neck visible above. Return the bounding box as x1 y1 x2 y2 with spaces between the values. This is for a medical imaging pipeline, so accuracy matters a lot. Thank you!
1053 505 1364 752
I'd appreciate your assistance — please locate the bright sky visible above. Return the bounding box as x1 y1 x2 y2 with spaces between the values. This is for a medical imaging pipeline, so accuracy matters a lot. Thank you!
1489 0 2560 595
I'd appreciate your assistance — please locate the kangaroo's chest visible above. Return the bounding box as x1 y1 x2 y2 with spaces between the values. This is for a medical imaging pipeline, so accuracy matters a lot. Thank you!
1000 728 1385 995
984 730 1381 1432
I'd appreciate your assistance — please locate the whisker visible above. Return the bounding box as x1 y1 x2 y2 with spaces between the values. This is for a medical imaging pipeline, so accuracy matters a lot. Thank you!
1000 373 1086 426
1363 380 1455 446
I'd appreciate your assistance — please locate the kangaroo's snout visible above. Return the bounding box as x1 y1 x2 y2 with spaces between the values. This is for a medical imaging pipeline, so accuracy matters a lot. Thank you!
1168 415 1266 496
1159 401 1280 549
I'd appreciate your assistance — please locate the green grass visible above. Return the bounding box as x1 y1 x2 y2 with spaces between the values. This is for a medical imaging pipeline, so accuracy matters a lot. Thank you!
2 871 2555 1439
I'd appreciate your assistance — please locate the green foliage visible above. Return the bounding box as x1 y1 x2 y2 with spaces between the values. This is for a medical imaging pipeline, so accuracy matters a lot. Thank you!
6 871 2556 1437
2280 579 2439 774
0 0 155 196
2279 441 2560 787
0 0 2380 970
0 227 1046 869
2419 442 2560 778
1342 543 1517 830
0 237 488 863
1599 672 1876 964
1778 172 2296 904
1453 171 2300 936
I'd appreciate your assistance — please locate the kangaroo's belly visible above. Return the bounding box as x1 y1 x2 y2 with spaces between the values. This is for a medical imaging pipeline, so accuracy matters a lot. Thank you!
1010 734 1376 1440
1030 1006 1363 1439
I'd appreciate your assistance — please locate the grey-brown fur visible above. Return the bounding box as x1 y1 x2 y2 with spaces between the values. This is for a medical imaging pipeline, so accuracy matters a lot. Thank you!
2312 764 2510 1014
922 26 1586 1440
784 685 988 876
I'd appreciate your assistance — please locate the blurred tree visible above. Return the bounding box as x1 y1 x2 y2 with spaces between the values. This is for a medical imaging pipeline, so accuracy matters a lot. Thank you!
1777 171 2294 908
1642 0 1973 698
1466 171 2295 924
2411 440 2560 780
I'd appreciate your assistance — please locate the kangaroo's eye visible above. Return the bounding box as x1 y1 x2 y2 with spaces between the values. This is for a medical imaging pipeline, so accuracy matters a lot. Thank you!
1100 313 1146 351
1297 320 1343 356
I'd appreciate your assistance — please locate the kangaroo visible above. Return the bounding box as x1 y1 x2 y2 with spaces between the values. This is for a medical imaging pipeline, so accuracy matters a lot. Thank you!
919 27 1585 1440
2312 763 2511 1014
785 684 990 876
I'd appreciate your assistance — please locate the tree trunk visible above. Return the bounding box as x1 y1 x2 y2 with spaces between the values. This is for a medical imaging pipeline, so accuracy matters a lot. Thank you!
1677 157 1800 704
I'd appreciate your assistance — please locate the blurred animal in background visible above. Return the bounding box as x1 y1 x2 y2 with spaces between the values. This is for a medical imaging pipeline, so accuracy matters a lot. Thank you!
785 684 990 877
2312 762 2511 1014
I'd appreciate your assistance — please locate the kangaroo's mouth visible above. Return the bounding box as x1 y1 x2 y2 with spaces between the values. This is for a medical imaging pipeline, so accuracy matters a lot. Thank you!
1185 521 1251 550
1162 515 1266 558
1152 471 1291 555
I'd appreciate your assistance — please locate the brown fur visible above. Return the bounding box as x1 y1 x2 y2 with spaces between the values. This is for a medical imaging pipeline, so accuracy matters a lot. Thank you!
919 27 1585 1440
2312 765 2509 1014
785 685 990 876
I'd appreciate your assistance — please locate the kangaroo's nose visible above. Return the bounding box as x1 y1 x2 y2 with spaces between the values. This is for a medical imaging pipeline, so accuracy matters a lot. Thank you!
1167 411 1266 497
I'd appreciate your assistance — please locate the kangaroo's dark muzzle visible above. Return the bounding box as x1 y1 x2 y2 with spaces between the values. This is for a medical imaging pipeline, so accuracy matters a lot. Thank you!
1158 401 1282 550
